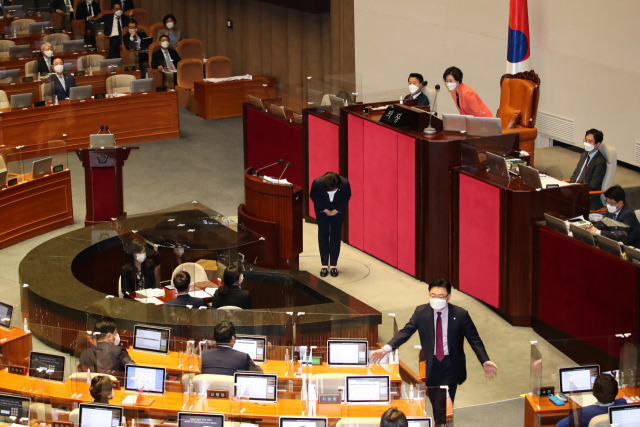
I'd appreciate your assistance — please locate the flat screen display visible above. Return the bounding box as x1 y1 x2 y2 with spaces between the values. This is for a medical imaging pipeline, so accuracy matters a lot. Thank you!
345 375 390 404
133 324 171 354
178 412 224 427
0 301 13 329
280 417 327 427
234 373 277 402
234 335 266 363
78 403 122 427
28 351 65 382
124 365 166 395
407 417 433 427
327 339 368 366
0 393 30 425
558 365 600 394
609 403 640 427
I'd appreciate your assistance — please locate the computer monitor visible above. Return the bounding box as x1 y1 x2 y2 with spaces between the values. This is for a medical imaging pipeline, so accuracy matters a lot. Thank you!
443 114 471 132
345 375 390 404
0 301 13 329
465 116 502 137
279 417 328 427
10 93 33 109
31 156 52 179
595 235 624 258
569 224 595 246
609 403 640 427
267 103 287 120
486 152 509 179
544 213 569 236
328 94 345 115
407 417 433 427
247 95 265 110
624 245 640 266
234 335 267 363
0 69 21 83
130 78 154 94
460 144 480 169
78 403 123 427
63 40 85 53
69 85 93 101
326 339 368 367
28 351 66 382
124 365 166 395
133 324 171 355
8 45 31 59
233 372 278 402
89 134 116 148
558 365 600 394
29 21 50 34
100 58 123 73
0 393 30 425
178 412 225 427
519 164 543 189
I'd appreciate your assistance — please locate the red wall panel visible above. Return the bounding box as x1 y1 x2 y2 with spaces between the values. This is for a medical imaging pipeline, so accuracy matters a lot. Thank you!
347 115 365 249
307 115 340 219
397 134 416 276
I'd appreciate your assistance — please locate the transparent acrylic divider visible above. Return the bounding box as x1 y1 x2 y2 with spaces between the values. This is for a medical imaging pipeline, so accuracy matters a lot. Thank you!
305 73 362 110
0 146 25 182
530 340 543 398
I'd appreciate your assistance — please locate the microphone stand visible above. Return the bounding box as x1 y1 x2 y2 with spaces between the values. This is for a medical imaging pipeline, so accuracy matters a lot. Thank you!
423 85 441 135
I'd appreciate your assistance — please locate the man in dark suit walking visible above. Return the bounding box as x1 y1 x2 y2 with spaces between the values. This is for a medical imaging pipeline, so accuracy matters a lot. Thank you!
371 278 497 427
79 317 135 379
75 0 101 45
200 321 263 376
569 128 607 210
92 1 130 59
164 271 206 309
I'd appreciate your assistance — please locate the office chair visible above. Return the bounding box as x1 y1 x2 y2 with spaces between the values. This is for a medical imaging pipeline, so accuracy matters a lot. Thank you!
149 22 164 41
205 56 232 79
43 33 71 52
24 59 39 77
171 262 208 283
216 305 243 311
587 414 609 427
10 19 35 35
592 142 617 210
126 8 150 29
0 91 10 110
106 74 136 95
176 58 204 110
177 38 204 61
0 40 16 58
77 54 106 71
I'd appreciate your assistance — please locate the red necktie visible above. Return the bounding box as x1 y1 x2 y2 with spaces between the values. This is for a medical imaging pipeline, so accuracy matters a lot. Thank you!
436 312 444 361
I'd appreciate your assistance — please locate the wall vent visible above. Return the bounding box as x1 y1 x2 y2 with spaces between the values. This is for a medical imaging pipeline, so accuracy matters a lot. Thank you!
537 111 575 144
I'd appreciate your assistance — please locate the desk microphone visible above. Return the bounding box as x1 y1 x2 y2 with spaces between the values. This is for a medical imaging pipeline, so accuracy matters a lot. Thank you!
250 159 284 176
105 125 112 134
278 161 291 180
96 125 105 134
423 84 441 135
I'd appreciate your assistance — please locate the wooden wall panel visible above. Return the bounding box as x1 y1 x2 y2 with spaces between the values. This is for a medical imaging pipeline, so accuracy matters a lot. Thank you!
136 0 354 105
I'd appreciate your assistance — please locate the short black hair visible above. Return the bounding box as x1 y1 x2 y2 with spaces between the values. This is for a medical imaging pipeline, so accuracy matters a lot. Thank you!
585 128 604 144
223 266 241 287
214 320 235 344
428 278 452 295
593 374 618 404
163 14 177 25
129 19 137 26
94 317 117 341
112 0 122 7
320 171 341 191
604 185 625 203
89 375 113 403
408 73 424 84
159 34 171 42
173 271 191 292
380 408 408 427
443 66 463 83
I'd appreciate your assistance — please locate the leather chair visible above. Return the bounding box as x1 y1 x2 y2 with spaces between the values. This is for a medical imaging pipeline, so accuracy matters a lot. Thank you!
589 142 617 212
422 85 437 108
176 58 204 111
24 59 39 77
205 56 232 79
171 262 208 283
586 414 609 427
106 74 136 94
126 8 150 29
11 18 35 35
43 33 71 52
0 90 10 109
77 54 105 71
177 38 204 61
496 70 540 165
0 40 16 58
149 22 164 41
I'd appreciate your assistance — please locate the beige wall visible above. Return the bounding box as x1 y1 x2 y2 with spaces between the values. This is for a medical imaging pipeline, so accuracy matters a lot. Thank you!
137 0 354 103
354 0 640 166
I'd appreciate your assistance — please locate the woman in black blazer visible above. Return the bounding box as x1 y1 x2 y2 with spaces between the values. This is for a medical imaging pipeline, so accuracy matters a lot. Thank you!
213 266 251 309
309 171 351 277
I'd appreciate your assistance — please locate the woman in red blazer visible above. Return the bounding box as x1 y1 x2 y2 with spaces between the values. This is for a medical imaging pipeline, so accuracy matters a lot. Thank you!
443 66 492 117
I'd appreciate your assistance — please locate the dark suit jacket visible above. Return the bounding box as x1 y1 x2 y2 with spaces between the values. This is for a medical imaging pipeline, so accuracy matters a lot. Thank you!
555 397 626 427
387 303 490 385
164 293 206 309
99 13 130 38
113 0 135 12
596 204 640 241
569 150 607 210
404 91 430 107
212 286 251 309
48 73 76 101
123 30 149 50
37 56 53 74
151 48 181 70
120 259 156 296
200 345 263 376
50 0 74 18
78 341 134 376
309 176 351 217
75 1 101 20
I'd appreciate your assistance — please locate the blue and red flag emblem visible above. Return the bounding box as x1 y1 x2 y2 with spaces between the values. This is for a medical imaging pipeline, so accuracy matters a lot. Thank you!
507 0 530 73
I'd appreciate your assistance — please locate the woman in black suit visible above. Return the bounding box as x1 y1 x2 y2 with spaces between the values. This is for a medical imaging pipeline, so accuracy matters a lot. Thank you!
120 240 156 297
212 266 251 309
309 171 351 277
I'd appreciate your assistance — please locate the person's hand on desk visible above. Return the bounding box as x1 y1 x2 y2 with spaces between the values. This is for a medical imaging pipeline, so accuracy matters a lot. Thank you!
483 361 498 379
370 348 387 363
157 65 164 71
586 224 599 235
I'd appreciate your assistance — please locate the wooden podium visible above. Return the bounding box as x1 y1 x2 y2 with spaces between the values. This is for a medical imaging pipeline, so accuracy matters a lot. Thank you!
76 147 137 225
238 168 302 270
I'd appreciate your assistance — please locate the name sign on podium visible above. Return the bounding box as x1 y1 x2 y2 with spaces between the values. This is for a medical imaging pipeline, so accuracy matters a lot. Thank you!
379 105 409 128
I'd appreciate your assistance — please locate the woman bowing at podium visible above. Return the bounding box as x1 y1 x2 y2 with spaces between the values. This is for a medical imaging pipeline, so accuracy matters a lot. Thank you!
443 66 492 118
310 172 351 278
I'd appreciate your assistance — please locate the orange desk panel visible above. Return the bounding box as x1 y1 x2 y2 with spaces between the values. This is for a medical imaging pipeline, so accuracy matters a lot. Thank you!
0 328 32 367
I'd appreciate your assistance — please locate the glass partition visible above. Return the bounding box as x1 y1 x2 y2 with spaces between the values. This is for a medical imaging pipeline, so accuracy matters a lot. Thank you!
305 73 362 110
0 145 25 183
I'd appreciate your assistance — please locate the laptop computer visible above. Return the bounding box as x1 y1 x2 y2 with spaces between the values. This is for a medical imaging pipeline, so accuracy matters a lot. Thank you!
465 116 502 137
544 213 570 235
10 93 33 109
558 365 600 406
569 224 595 246
31 157 53 179
0 69 21 83
486 152 509 179
8 44 31 59
69 85 93 101
89 134 116 148
623 245 640 266
519 164 543 189
443 114 472 132
609 403 640 426
595 234 624 257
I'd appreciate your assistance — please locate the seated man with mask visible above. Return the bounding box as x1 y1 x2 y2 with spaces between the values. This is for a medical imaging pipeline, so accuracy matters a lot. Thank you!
403 73 429 107
79 317 135 378
569 128 607 210
586 185 640 242
47 57 76 101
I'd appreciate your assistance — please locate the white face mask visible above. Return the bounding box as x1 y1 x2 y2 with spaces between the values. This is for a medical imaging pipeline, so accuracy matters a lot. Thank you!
134 253 146 263
430 297 448 311
129 28 136 35
53 64 64 74
113 332 120 347
43 49 53 58
446 82 457 91
606 203 618 213
173 247 184 257
166 21 174 29
161 41 170 49
114 10 123 17
583 142 595 152
86 0 92 3
408 84 420 95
